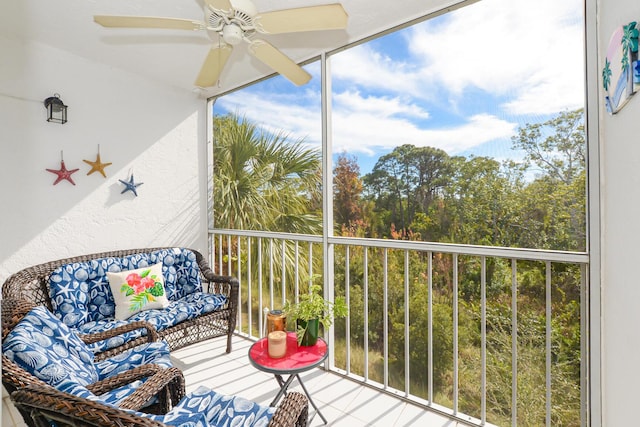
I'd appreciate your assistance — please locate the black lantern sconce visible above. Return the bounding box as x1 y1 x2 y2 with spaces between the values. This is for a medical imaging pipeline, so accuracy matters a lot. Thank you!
44 93 67 124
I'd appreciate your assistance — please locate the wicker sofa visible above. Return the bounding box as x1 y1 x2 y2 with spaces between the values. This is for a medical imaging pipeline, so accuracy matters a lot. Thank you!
1 247 238 356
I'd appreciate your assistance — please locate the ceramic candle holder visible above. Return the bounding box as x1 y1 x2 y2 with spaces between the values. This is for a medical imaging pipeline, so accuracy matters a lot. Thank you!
268 330 287 358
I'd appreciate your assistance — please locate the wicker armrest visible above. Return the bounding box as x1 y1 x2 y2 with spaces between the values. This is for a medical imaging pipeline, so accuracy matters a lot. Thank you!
197 255 239 296
86 365 185 412
80 320 161 361
2 356 48 392
12 385 167 427
269 392 308 427
1 299 37 340
80 321 159 345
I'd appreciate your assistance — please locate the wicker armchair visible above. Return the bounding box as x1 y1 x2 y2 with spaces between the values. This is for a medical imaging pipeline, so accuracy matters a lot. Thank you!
1 299 186 427
11 384 309 427
1 247 238 354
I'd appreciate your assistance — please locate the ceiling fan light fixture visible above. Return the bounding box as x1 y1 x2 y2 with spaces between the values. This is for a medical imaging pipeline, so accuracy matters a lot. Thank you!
222 24 244 45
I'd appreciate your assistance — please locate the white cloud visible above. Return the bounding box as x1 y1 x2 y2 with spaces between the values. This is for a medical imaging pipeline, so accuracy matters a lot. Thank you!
331 109 516 155
218 89 515 157
333 90 430 120
217 90 321 145
216 0 583 160
331 45 422 95
333 0 584 116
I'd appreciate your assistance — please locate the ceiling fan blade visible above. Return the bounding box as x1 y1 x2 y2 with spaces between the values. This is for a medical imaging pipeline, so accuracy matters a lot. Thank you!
255 4 348 34
195 44 233 87
94 16 205 31
248 40 311 86
203 0 232 13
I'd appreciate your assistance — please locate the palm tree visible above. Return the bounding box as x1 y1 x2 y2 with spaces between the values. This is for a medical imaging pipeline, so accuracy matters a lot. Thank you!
212 113 323 319
602 58 611 92
213 113 321 234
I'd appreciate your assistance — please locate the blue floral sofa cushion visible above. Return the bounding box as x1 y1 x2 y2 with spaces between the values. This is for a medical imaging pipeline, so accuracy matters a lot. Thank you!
75 292 227 354
46 248 228 353
48 248 203 329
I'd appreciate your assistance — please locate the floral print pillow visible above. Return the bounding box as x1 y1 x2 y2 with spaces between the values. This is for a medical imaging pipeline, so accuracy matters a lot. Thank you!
107 263 170 320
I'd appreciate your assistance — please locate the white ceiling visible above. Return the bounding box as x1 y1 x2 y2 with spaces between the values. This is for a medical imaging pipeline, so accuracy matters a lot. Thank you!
0 0 469 98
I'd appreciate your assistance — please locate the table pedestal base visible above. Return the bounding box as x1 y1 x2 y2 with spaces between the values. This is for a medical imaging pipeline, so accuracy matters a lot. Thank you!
271 373 327 425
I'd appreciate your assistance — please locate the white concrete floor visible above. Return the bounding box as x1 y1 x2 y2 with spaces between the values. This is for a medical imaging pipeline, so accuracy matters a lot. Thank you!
171 335 464 427
2 335 467 427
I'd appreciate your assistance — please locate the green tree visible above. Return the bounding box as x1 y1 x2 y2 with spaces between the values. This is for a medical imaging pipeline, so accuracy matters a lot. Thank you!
511 109 585 185
363 144 451 238
333 154 365 231
511 109 586 251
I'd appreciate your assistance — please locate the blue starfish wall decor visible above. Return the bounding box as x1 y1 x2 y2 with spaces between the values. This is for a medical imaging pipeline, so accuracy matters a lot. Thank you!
119 174 143 196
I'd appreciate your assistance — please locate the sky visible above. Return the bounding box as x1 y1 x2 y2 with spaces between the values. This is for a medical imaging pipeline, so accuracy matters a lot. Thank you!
214 0 585 175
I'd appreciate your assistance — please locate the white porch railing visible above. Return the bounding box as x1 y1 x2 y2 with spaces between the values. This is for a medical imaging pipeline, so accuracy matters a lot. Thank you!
208 229 589 427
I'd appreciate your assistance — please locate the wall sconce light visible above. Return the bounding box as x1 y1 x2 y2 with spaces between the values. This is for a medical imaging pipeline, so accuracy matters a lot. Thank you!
44 93 67 124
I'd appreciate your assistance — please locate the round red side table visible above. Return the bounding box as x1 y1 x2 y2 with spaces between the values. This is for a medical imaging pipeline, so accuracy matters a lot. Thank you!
248 332 328 424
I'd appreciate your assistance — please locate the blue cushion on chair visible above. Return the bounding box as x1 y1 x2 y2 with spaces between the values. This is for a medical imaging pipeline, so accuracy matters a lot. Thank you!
94 340 172 378
2 306 98 386
140 386 275 427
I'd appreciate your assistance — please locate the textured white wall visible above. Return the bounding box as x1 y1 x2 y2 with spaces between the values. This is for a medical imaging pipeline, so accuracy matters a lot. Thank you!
0 36 209 283
598 0 640 425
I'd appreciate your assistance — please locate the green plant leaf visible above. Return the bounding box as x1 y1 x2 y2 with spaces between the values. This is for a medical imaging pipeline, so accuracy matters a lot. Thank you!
129 292 150 312
149 283 164 297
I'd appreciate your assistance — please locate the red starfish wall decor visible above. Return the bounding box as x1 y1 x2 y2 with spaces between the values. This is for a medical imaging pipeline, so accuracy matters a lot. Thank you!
46 160 80 185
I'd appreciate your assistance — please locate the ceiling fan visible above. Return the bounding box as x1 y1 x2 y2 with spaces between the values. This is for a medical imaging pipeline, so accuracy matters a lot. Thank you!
94 0 348 87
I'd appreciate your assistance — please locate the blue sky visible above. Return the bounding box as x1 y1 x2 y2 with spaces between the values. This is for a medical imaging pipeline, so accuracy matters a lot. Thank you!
214 0 585 175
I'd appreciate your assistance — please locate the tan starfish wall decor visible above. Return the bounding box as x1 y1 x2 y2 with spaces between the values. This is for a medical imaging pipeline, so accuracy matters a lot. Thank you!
84 145 112 178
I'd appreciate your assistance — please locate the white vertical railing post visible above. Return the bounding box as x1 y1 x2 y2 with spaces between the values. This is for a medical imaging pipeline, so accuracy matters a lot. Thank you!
247 237 252 337
294 242 299 304
345 246 351 375
258 237 264 337
364 247 369 381
511 259 518 427
383 248 389 389
281 240 286 307
428 251 433 405
546 261 552 427
453 254 459 415
269 238 274 310
404 250 410 397
481 256 487 425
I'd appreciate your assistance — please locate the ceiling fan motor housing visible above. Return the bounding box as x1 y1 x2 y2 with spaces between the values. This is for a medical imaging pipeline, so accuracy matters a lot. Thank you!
222 24 244 45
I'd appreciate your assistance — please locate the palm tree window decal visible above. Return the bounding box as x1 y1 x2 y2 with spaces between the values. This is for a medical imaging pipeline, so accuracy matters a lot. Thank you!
603 21 638 114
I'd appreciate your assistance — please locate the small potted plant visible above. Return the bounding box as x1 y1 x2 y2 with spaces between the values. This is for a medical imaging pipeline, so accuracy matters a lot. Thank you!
284 284 348 346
